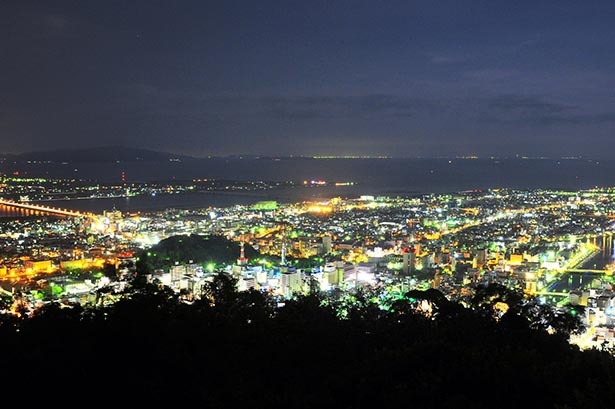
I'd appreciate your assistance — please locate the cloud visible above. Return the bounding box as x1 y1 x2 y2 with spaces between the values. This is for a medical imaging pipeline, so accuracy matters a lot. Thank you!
590 112 615 123
481 94 576 125
479 94 615 127
260 94 438 120
488 94 571 114
96 89 428 124
428 53 465 64
463 69 519 82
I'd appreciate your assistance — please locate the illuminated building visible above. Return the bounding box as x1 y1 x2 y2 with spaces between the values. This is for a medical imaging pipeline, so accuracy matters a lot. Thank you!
238 275 257 292
322 235 332 254
323 262 342 286
24 259 53 274
474 248 487 267
402 249 415 275
170 264 187 289
280 268 303 298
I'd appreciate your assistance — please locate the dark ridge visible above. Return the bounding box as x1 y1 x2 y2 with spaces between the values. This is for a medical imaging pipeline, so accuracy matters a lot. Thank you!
4 146 197 164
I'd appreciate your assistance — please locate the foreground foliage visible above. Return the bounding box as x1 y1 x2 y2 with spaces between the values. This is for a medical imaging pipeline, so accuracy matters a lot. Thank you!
1 275 613 409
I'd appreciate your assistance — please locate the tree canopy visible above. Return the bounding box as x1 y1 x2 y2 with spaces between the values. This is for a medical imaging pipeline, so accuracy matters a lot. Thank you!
136 233 261 272
1 278 612 409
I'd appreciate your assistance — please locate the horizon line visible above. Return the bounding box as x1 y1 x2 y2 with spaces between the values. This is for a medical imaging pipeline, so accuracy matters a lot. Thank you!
0 146 608 161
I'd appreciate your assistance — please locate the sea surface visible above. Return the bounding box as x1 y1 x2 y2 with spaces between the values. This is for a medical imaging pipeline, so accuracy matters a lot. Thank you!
2 157 615 214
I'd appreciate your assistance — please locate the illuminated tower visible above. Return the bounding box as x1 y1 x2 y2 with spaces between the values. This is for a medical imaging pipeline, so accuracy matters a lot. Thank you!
121 170 130 196
281 240 287 266
237 236 249 266
279 223 288 266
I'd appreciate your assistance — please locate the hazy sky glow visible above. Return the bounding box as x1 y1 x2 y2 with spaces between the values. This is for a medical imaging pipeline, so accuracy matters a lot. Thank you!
3 0 615 158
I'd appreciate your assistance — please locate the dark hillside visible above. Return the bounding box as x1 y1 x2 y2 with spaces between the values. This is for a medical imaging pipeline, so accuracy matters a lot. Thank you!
9 146 195 163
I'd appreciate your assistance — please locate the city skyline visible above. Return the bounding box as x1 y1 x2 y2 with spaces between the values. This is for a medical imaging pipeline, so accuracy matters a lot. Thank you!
3 1 615 158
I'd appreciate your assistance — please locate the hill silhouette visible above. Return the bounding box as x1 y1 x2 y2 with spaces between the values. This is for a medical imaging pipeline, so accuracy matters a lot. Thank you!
136 233 261 272
5 145 196 163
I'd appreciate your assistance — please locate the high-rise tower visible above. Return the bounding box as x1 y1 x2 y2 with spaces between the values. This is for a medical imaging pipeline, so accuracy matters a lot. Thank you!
281 240 287 266
121 170 130 196
237 235 249 266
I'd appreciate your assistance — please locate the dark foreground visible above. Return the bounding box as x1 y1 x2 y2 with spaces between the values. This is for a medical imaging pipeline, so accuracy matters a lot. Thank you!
2 277 614 409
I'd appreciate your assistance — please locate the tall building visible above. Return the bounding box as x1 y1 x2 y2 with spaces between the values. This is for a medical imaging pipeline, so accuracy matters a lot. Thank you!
322 235 332 254
475 248 487 267
280 268 303 298
402 250 415 275
323 262 343 287
170 264 186 289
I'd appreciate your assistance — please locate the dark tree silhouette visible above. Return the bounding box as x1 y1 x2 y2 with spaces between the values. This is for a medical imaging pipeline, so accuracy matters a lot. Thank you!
1 280 614 408
136 233 260 272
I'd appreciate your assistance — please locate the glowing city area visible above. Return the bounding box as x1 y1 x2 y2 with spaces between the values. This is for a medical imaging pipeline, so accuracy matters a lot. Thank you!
3 181 615 353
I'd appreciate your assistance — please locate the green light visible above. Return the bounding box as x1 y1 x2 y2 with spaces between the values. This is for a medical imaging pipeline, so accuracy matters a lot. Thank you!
252 201 278 210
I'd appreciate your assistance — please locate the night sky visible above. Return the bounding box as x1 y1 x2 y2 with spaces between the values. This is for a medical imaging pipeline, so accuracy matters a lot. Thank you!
3 0 615 158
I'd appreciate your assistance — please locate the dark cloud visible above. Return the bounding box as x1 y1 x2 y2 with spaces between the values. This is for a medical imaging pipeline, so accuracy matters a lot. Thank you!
589 112 615 123
481 94 615 127
483 94 575 125
260 95 437 119
428 53 465 65
103 91 437 121
488 95 572 114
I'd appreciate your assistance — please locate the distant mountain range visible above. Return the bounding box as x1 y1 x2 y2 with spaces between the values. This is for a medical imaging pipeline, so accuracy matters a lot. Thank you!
0 147 304 163
1 146 197 163
1 147 600 163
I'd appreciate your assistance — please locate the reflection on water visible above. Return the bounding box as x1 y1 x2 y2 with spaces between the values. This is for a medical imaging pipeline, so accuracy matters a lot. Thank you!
582 235 615 271
0 186 368 217
0 202 63 219
544 235 615 299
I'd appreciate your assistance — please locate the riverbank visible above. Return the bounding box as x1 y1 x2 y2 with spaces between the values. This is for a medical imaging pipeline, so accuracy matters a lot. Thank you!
567 244 602 270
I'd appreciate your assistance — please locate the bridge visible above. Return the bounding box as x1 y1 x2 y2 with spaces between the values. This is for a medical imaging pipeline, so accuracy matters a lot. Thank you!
0 198 96 219
564 268 613 275
534 291 569 296
530 268 614 301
